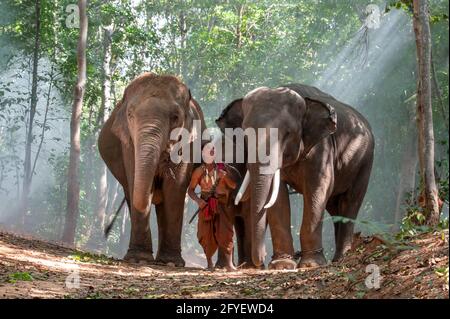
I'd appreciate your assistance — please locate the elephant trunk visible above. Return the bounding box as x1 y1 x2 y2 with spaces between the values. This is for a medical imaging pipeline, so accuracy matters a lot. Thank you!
133 121 168 212
249 163 275 267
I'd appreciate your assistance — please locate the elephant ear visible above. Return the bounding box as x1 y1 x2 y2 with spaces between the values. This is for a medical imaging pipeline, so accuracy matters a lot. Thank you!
187 91 206 146
300 98 337 159
215 98 244 133
110 100 131 146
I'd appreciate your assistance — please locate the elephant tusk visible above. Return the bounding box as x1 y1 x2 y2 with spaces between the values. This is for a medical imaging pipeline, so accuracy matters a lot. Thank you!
264 169 280 209
234 170 250 205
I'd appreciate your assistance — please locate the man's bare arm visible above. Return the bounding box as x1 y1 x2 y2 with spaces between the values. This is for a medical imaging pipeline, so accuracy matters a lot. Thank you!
188 168 207 209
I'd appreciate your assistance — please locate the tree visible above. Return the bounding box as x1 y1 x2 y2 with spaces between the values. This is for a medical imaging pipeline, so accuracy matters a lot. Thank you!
87 22 113 249
412 0 440 226
62 0 88 244
19 0 41 227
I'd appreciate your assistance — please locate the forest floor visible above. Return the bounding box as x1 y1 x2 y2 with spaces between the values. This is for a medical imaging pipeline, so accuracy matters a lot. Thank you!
0 228 448 299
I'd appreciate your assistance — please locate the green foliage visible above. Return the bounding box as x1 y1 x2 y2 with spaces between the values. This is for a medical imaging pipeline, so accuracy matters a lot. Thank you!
435 266 449 284
68 251 117 265
8 272 34 283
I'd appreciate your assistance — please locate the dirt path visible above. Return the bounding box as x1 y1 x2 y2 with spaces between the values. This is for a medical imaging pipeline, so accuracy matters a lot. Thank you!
0 229 448 299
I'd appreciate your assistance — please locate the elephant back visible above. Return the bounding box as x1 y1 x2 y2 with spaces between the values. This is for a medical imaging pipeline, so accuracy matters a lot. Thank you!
282 83 355 112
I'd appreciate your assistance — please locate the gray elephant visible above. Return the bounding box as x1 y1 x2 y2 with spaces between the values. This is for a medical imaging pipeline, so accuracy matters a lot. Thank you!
98 72 206 266
214 105 296 270
222 83 374 268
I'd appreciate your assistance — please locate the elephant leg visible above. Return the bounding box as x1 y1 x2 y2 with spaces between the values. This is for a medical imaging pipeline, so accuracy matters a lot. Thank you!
234 215 246 265
124 204 154 263
154 180 186 267
238 202 264 269
298 180 333 268
267 182 296 270
333 165 371 262
326 196 341 250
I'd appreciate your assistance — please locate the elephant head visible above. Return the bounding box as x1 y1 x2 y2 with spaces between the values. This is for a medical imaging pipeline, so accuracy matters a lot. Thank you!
218 86 337 266
110 73 200 213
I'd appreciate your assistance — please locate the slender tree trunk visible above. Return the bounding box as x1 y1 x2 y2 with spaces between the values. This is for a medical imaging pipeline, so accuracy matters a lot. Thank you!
19 0 41 227
235 4 244 49
87 24 113 250
412 0 440 226
178 12 187 78
62 0 88 244
31 63 54 178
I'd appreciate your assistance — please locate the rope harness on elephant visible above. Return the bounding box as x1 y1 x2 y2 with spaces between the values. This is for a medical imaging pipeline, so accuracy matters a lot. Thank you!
294 248 324 259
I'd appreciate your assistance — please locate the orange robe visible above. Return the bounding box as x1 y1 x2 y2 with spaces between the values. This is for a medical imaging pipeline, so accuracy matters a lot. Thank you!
197 194 234 259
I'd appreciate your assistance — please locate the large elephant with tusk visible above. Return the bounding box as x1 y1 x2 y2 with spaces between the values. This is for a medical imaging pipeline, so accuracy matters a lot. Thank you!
215 102 296 270
98 72 205 266
226 84 374 268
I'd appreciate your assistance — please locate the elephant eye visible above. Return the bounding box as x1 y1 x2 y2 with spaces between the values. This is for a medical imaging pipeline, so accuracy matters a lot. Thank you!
171 113 180 125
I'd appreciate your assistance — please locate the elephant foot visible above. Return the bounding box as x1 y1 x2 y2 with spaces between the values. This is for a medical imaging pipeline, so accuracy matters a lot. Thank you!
332 245 352 263
268 257 297 270
123 248 154 264
155 253 185 267
332 253 344 263
297 249 327 269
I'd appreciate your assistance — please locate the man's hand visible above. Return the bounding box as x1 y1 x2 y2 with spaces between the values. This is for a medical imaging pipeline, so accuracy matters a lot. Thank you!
218 169 227 178
197 198 207 209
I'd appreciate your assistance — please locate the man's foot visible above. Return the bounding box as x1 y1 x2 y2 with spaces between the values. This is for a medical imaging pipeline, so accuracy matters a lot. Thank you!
123 248 154 264
226 264 237 272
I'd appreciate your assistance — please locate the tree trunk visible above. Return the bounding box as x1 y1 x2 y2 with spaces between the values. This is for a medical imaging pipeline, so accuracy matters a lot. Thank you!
87 24 113 250
235 4 244 49
412 0 440 226
19 0 41 227
62 0 88 245
178 12 188 79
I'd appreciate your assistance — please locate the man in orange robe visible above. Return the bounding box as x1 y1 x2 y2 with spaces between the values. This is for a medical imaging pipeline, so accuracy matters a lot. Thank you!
188 146 237 271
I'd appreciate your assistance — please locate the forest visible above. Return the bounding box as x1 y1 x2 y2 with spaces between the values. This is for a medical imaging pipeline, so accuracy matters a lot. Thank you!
0 0 448 300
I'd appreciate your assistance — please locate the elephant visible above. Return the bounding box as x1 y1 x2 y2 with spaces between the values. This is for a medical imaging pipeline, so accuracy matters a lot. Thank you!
98 72 206 266
214 103 297 270
227 83 374 268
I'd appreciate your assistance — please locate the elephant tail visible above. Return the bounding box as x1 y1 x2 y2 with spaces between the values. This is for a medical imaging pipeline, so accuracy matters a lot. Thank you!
104 197 126 238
